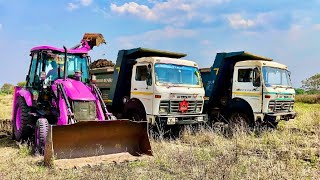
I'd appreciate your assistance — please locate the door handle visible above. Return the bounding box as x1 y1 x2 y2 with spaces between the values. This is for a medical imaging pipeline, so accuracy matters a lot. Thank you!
134 88 137 90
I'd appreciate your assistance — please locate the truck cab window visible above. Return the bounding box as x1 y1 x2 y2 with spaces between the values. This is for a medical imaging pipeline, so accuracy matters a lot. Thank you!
136 66 148 81
238 69 253 82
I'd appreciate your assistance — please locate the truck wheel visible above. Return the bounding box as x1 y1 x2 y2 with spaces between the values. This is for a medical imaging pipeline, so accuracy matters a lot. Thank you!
35 118 49 155
229 111 254 129
267 121 279 128
129 111 141 122
128 108 146 122
13 96 33 141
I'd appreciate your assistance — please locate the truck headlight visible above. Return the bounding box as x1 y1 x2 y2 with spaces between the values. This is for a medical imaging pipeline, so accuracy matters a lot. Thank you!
196 107 201 112
159 107 168 113
268 105 274 112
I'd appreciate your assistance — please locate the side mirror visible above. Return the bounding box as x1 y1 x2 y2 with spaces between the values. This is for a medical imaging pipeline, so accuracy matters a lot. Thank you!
253 67 261 87
146 64 152 86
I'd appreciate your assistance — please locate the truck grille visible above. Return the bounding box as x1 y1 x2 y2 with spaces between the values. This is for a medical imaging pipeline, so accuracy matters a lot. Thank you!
268 100 294 112
73 101 97 121
159 100 203 114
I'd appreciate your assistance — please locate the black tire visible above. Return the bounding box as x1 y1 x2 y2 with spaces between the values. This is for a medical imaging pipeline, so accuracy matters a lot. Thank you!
267 121 279 128
35 118 49 155
13 96 33 141
127 108 146 122
130 111 141 121
229 111 254 129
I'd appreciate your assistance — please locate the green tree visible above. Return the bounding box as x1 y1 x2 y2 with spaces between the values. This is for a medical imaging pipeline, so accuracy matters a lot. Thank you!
17 81 26 87
302 73 320 92
0 83 14 94
294 88 305 95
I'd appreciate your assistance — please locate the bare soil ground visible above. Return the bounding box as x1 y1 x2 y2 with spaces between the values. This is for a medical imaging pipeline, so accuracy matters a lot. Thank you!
0 95 319 179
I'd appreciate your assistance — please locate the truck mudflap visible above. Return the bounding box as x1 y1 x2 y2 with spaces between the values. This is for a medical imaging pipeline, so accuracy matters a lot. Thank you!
157 114 208 125
44 120 152 167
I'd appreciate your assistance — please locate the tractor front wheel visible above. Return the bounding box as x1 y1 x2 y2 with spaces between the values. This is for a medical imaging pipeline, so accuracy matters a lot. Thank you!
35 118 49 155
13 96 33 141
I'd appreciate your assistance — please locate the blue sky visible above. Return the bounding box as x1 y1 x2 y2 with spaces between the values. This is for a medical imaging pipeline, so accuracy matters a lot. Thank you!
1 0 320 87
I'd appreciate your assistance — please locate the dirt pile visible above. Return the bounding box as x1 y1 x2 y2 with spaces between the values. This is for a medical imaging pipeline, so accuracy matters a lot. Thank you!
90 59 115 69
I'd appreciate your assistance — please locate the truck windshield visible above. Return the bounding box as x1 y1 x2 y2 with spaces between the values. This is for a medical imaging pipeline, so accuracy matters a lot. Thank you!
45 53 89 83
262 66 291 87
155 63 201 86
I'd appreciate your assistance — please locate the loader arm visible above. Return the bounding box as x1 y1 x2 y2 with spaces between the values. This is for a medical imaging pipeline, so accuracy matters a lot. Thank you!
92 84 112 120
57 83 75 124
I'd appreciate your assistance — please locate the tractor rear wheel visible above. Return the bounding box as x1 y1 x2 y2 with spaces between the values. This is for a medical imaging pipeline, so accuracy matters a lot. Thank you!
13 96 33 141
35 118 49 155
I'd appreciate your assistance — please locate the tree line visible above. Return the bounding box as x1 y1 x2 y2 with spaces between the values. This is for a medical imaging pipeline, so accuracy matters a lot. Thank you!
295 73 320 95
0 82 26 95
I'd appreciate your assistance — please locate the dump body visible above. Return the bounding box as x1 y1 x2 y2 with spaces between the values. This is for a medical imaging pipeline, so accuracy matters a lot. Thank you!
90 47 207 126
201 51 296 126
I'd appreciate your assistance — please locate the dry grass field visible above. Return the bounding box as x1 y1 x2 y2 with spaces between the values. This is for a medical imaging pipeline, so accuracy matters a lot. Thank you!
0 95 12 120
296 94 320 104
0 95 319 179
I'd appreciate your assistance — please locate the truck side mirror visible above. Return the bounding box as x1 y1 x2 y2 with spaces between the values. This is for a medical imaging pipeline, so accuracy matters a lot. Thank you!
253 67 261 87
146 64 152 86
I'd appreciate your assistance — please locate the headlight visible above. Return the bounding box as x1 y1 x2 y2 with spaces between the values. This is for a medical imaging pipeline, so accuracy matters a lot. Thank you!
268 106 274 112
159 107 168 113
196 107 201 112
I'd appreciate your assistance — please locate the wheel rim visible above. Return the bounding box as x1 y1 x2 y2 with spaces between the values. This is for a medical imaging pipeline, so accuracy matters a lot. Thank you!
15 107 21 131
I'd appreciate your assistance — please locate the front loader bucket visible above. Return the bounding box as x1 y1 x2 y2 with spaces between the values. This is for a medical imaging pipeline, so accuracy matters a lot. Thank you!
44 120 152 167
82 33 106 49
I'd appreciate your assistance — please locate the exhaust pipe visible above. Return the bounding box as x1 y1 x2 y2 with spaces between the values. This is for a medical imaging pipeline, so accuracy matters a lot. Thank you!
63 46 67 81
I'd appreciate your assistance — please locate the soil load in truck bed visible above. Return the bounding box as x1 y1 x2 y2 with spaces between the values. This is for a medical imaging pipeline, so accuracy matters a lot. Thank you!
90 59 115 69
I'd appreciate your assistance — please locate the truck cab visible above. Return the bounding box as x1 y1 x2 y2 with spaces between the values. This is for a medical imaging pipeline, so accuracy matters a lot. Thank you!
90 48 207 127
201 51 296 127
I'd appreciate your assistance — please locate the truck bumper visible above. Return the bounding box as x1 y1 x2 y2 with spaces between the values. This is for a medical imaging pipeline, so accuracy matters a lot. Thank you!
155 114 208 125
264 111 296 123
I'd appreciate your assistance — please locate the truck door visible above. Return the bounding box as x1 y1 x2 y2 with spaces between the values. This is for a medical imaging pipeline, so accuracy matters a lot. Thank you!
232 67 262 113
131 64 154 115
